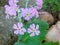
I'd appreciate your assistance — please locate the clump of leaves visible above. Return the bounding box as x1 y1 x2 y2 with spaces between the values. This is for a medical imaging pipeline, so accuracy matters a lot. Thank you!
43 0 60 12
14 19 49 45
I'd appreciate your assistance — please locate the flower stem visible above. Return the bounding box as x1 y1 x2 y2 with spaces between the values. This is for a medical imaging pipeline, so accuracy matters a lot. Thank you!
17 9 21 22
23 35 29 41
17 34 20 45
25 0 29 8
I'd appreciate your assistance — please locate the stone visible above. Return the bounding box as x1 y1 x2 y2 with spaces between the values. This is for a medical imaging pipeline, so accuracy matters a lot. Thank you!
46 21 60 44
0 7 18 45
0 34 10 45
39 11 54 24
58 13 60 20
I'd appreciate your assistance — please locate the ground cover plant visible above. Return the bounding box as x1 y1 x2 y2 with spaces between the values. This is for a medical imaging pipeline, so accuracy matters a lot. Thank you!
2 0 60 45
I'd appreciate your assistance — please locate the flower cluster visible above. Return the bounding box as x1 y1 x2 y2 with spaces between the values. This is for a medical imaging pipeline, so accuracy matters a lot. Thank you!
13 23 40 37
5 0 19 19
4 0 43 37
36 0 43 10
20 7 39 21
5 0 43 20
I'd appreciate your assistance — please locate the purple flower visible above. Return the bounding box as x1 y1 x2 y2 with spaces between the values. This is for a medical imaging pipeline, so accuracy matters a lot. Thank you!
27 24 40 37
30 7 39 18
13 23 26 35
4 4 17 16
20 7 39 21
9 0 19 6
20 8 34 21
4 0 18 19
36 0 43 10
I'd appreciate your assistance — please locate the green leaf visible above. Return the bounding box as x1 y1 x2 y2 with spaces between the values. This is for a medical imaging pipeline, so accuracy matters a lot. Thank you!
24 19 49 45
43 42 59 45
32 19 49 30
18 34 23 41
26 36 40 45
14 42 26 45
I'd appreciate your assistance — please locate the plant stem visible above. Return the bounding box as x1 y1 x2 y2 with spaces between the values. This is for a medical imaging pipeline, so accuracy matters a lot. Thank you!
17 9 21 22
25 0 29 8
17 9 22 44
17 34 20 45
23 35 29 41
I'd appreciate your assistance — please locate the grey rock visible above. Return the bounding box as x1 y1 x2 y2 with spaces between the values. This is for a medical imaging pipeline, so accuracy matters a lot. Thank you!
0 7 18 45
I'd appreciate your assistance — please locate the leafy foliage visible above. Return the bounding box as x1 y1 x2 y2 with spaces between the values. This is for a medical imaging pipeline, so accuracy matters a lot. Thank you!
14 19 50 45
43 0 60 12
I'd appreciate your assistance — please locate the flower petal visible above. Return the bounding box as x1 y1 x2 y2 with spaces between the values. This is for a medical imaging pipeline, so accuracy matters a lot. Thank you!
9 0 14 6
35 31 40 36
18 23 23 28
36 25 39 30
21 28 26 32
19 31 24 35
13 24 18 29
14 30 19 35
32 24 35 28
30 24 35 29
28 28 32 33
24 17 30 21
30 33 35 37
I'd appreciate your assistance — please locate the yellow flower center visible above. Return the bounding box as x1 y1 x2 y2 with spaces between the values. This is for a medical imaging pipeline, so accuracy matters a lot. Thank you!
26 13 30 16
33 29 36 32
18 28 21 30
